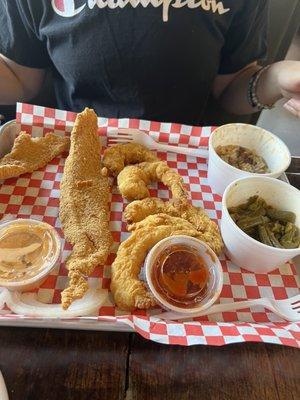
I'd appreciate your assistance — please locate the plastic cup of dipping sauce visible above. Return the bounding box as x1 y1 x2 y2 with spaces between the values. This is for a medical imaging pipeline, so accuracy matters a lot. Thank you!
145 235 223 314
0 219 61 291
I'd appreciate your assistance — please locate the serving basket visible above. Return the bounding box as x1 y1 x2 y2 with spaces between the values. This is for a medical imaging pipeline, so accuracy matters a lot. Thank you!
0 103 299 348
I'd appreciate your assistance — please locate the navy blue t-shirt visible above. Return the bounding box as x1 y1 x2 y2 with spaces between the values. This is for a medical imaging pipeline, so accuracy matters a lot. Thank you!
0 0 268 124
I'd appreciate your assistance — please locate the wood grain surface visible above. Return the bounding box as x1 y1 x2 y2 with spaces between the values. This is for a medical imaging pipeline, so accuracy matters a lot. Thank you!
127 334 300 400
0 328 129 400
0 328 299 400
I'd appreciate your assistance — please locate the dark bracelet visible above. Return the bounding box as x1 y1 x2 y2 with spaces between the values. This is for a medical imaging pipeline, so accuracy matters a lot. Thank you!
247 66 274 111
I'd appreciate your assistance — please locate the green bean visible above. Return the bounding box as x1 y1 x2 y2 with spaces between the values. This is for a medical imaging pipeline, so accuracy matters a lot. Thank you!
294 237 300 248
230 213 239 223
281 238 300 249
249 199 267 211
258 225 273 246
265 226 284 248
269 221 285 235
237 215 266 231
229 205 248 214
280 223 300 249
228 196 299 249
228 207 241 215
244 228 256 238
266 208 296 223
246 196 259 206
282 223 297 240
257 208 267 217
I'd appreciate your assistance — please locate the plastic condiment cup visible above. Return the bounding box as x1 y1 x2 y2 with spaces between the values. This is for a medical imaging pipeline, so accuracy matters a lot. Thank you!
221 176 300 273
144 235 223 314
0 219 62 291
208 123 291 196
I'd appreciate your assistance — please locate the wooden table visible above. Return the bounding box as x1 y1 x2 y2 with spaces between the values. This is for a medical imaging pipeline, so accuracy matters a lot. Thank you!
0 327 299 400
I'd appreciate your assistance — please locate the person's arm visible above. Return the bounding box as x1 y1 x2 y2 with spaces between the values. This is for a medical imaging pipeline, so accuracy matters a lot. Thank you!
0 54 45 105
0 1 50 104
213 60 300 116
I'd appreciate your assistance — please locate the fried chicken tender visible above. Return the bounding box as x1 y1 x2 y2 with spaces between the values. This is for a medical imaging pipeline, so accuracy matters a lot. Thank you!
117 161 188 201
60 108 112 309
102 142 158 176
111 214 212 311
0 132 69 180
124 198 223 255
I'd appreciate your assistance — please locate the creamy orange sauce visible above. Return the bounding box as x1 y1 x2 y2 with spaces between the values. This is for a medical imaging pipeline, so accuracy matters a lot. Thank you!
0 222 58 282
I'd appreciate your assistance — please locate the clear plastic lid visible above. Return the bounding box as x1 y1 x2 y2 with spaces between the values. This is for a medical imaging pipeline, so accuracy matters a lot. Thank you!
145 235 223 314
0 219 61 288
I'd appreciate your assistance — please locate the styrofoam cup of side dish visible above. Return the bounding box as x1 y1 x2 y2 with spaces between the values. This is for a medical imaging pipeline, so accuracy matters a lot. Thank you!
144 235 223 314
221 176 300 273
0 218 62 291
208 123 291 196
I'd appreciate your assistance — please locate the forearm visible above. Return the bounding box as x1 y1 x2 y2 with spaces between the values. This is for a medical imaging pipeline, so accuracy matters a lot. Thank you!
0 56 25 104
218 63 283 115
0 55 45 105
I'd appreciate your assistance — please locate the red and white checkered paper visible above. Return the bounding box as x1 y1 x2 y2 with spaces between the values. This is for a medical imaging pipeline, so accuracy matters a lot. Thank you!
0 102 299 348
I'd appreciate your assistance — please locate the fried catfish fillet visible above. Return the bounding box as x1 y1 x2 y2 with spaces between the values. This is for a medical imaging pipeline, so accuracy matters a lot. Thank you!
0 132 69 180
124 198 223 255
111 213 222 311
102 142 158 176
117 161 188 201
60 108 112 309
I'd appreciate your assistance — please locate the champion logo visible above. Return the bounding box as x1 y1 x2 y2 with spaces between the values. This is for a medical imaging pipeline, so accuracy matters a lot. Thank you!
51 0 230 22
51 0 86 17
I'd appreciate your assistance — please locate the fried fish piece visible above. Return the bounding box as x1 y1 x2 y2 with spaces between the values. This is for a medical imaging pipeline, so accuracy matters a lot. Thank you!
117 161 188 201
0 132 69 180
60 108 112 309
102 142 158 176
124 198 223 255
111 214 209 311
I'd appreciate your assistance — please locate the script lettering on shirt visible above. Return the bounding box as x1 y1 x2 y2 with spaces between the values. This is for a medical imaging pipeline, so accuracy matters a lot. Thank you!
52 0 230 22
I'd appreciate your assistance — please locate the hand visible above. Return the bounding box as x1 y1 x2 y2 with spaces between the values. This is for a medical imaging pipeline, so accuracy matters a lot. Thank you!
275 60 300 118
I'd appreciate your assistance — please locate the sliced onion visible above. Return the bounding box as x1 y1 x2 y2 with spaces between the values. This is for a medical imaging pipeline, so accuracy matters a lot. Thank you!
0 288 9 310
5 288 108 318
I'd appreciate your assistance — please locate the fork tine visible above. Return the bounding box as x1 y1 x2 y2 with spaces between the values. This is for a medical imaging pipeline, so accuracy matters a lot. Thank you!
108 136 133 142
108 134 132 139
118 128 140 134
290 294 300 305
108 139 132 145
108 132 132 138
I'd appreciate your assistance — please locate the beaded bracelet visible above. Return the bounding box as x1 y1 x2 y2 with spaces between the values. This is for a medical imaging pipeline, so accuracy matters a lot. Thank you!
247 66 274 111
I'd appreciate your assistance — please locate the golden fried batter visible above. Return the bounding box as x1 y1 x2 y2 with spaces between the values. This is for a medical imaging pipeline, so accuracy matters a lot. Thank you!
124 198 223 255
60 108 113 309
117 161 188 201
111 214 211 311
102 142 158 176
0 132 69 180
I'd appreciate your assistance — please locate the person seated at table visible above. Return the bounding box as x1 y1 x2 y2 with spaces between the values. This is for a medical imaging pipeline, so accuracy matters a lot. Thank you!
0 0 299 124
